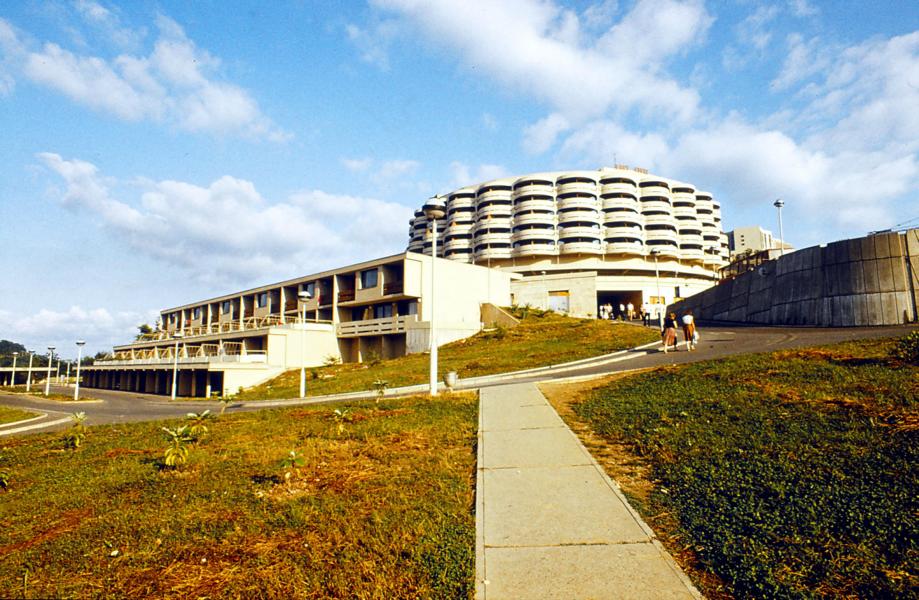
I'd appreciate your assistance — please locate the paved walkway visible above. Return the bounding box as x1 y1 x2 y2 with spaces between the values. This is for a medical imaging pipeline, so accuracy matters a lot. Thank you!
476 382 700 599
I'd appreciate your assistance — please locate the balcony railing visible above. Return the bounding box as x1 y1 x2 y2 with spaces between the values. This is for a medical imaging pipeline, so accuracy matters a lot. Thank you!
338 290 356 302
121 315 332 347
383 282 404 295
336 314 418 337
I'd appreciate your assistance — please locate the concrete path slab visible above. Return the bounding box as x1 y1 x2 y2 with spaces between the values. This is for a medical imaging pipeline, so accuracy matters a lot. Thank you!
476 382 699 599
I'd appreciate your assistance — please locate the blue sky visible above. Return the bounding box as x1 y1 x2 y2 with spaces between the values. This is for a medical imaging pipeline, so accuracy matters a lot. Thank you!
1 0 917 357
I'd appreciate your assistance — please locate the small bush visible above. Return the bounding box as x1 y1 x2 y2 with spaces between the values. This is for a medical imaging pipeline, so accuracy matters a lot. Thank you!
162 425 192 468
891 331 919 364
63 412 87 449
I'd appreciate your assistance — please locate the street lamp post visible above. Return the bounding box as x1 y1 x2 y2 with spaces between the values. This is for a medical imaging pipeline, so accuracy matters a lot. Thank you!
650 249 664 329
44 346 55 396
26 351 33 392
10 352 18 387
423 196 446 396
170 332 184 401
773 198 785 256
298 290 311 398
74 341 85 401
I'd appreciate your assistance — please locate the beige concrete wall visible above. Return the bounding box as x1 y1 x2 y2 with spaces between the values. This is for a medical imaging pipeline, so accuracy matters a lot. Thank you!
265 324 341 368
670 229 919 326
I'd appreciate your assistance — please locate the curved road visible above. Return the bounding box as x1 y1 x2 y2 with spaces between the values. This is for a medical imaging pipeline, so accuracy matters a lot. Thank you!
1 323 914 437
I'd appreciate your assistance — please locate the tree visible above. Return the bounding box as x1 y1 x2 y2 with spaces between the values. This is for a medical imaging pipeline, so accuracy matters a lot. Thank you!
136 324 153 340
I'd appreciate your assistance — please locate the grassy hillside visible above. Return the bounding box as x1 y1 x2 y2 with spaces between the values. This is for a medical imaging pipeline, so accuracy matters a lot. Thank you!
0 394 477 598
545 336 918 598
239 311 658 400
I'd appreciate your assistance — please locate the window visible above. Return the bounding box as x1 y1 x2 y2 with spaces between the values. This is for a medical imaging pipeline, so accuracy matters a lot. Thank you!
373 304 393 319
222 300 232 314
360 269 378 289
301 282 316 297
407 301 418 315
257 292 268 308
192 307 201 319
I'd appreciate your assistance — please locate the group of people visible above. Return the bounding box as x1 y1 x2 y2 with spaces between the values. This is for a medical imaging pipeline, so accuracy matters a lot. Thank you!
598 301 664 324
660 310 698 352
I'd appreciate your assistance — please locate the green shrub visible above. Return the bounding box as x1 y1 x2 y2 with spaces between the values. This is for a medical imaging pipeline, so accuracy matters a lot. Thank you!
891 331 919 364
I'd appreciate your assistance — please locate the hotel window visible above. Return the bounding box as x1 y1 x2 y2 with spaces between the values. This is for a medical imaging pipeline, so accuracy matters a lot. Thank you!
360 269 378 289
373 304 393 319
257 292 268 308
192 307 201 319
222 300 232 314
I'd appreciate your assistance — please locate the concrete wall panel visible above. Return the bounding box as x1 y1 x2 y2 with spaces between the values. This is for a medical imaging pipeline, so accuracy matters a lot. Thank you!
863 260 881 294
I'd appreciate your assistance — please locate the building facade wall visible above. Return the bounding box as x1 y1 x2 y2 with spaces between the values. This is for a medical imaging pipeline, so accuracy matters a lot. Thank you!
670 229 919 326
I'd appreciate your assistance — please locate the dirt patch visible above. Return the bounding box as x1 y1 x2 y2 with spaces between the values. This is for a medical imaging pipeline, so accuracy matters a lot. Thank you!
0 508 93 554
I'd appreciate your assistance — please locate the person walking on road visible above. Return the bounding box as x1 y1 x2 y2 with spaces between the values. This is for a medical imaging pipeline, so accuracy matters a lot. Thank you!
681 310 696 351
627 302 635 320
661 312 678 353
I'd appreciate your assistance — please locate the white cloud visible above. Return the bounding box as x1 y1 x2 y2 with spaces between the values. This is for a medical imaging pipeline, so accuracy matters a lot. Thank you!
4 14 288 140
342 157 374 172
522 113 570 155
0 305 159 357
788 0 818 17
73 0 144 50
346 19 401 70
38 153 414 286
371 0 709 124
481 112 498 131
448 161 509 188
770 33 831 91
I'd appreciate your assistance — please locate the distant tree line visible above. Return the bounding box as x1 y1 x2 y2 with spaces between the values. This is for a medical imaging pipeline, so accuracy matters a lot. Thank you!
0 340 98 367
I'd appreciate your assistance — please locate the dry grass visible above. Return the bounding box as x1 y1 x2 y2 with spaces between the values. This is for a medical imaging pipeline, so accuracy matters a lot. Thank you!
0 393 478 598
0 406 37 426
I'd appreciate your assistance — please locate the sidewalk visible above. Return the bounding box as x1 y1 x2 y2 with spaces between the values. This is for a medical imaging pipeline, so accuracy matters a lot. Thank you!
476 382 700 599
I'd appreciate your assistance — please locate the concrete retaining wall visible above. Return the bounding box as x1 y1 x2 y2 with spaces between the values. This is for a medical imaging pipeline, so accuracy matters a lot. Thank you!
669 229 919 327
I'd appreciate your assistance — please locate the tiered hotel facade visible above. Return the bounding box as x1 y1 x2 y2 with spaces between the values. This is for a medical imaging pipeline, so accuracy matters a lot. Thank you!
407 166 729 316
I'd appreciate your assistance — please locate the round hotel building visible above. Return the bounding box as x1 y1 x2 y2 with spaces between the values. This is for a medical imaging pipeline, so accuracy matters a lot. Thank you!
407 165 730 316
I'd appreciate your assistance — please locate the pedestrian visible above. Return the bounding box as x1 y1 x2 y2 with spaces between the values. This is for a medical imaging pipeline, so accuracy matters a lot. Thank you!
618 303 625 321
681 310 696 351
606 303 614 320
599 304 607 320
627 302 634 320
641 302 651 326
661 312 678 353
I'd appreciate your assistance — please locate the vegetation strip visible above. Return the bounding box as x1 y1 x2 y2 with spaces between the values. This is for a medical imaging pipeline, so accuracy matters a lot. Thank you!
0 406 39 426
0 393 478 598
237 309 658 400
544 335 918 599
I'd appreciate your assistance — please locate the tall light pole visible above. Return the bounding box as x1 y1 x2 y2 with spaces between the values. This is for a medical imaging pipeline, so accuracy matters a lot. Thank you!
74 341 85 401
44 346 55 396
26 351 33 392
650 248 663 329
170 332 184 401
540 270 548 310
298 290 311 398
423 196 446 396
773 198 785 256
10 352 18 387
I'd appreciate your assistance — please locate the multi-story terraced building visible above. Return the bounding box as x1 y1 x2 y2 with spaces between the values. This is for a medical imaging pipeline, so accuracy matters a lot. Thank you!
407 165 729 316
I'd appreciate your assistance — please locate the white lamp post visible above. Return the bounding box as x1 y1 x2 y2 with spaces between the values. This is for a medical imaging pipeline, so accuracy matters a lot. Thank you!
650 248 664 329
170 332 184 401
10 352 18 387
298 289 311 398
74 341 85 401
423 196 446 396
773 198 785 256
26 351 33 392
44 346 55 396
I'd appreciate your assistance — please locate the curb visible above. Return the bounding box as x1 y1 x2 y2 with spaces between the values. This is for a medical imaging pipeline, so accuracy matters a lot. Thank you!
0 415 72 437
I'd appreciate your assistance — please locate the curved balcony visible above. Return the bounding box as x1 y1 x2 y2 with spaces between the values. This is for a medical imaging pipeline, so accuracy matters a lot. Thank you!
476 203 512 220
407 239 424 252
443 237 473 252
702 230 721 246
645 241 680 258
512 241 557 258
558 224 602 239
638 181 670 197
599 178 638 197
679 246 705 262
556 175 598 196
557 194 599 212
604 224 643 240
476 216 511 231
605 239 644 256
445 249 473 262
699 212 717 228
513 196 555 212
474 244 512 261
473 231 512 246
679 230 704 246
602 195 639 212
603 211 641 227
558 239 603 255
513 211 555 227
512 177 554 196
644 213 677 229
702 251 722 267
446 221 473 235
447 206 475 221
640 197 672 215
695 196 714 213
447 193 475 213
558 207 600 224
673 203 698 219
511 227 557 243
477 186 513 205
645 225 679 246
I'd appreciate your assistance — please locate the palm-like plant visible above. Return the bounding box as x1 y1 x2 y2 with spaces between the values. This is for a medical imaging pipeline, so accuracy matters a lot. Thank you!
280 450 306 485
65 412 88 449
186 410 212 440
162 425 192 467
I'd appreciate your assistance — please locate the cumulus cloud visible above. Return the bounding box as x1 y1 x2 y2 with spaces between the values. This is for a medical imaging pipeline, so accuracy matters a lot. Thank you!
74 0 145 50
448 161 510 188
38 153 414 286
522 113 571 155
1 14 288 140
369 0 709 124
346 19 401 70
0 305 159 357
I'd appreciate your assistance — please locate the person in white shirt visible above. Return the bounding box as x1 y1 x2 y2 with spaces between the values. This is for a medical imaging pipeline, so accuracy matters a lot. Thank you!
681 311 696 351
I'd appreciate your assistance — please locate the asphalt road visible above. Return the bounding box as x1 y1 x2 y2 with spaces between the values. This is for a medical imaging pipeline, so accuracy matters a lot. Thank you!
1 323 914 437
